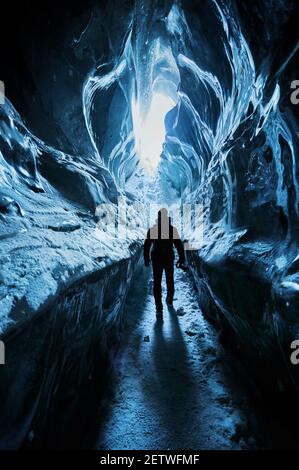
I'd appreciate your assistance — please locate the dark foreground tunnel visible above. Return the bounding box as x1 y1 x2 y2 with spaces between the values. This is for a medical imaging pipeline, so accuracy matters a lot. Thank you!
0 0 299 453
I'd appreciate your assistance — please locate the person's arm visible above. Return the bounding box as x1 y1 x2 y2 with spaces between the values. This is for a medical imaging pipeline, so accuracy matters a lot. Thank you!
174 239 185 264
143 230 152 266
173 227 185 264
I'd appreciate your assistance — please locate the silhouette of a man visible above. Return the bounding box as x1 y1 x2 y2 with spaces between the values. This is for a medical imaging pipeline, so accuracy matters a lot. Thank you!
144 208 185 316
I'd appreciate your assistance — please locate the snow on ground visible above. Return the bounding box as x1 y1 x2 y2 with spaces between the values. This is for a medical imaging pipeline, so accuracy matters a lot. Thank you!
97 265 260 450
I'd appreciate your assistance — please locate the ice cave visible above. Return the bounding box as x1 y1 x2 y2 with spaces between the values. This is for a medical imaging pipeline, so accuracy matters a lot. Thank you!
0 0 299 452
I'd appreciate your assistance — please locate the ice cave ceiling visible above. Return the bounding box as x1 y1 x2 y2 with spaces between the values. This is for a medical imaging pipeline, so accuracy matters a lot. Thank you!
1 0 298 216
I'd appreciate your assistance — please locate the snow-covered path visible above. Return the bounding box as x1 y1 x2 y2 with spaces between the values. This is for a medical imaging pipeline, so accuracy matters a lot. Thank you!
97 265 258 450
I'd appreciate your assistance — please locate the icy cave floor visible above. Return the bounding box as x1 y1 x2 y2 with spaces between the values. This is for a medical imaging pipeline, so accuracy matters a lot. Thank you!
96 265 262 450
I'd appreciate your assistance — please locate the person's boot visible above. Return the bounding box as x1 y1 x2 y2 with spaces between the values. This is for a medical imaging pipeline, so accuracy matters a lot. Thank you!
166 295 173 307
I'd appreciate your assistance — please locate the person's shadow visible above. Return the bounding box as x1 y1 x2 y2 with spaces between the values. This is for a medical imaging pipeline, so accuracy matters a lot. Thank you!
142 305 200 447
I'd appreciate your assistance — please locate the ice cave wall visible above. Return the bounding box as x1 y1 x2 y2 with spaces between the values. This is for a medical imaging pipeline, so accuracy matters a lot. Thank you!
0 1 145 448
0 96 143 447
0 77 146 444
183 0 299 396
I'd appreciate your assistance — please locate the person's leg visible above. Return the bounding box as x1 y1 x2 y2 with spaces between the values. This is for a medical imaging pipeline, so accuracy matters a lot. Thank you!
165 259 174 305
152 260 163 312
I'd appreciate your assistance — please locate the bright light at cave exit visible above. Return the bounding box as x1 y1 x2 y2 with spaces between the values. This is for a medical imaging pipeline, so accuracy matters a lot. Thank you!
132 92 176 175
